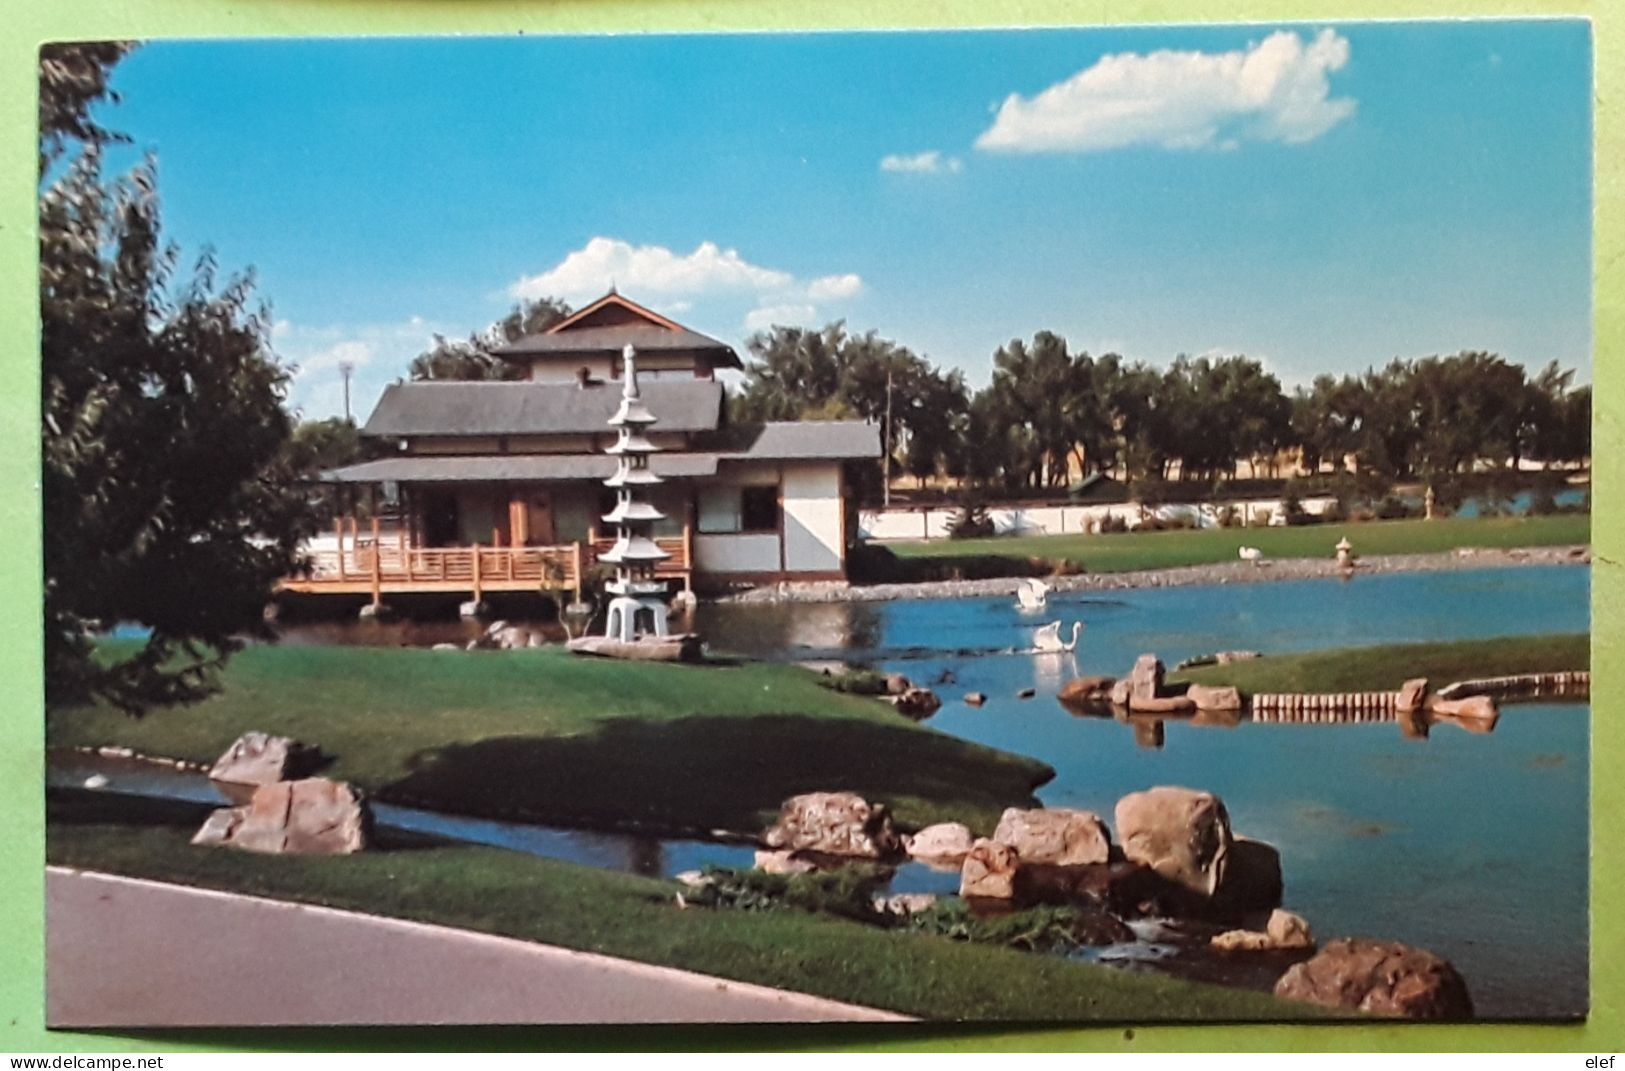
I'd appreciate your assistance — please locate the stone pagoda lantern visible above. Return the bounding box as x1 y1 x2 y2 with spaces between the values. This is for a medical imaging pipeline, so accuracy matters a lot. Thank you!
598 344 671 642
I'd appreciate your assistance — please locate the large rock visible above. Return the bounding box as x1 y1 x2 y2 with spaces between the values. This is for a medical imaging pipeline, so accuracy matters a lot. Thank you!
992 807 1111 866
761 792 903 859
1186 684 1242 712
193 777 369 855
1115 786 1233 898
1210 909 1315 953
906 822 975 864
1396 678 1429 713
959 838 1019 899
207 732 320 797
1109 678 1133 707
1428 694 1498 723
891 687 942 720
885 673 913 696
1128 694 1196 715
753 849 817 875
1212 835 1283 913
1129 654 1165 703
1273 938 1473 1018
1058 676 1115 704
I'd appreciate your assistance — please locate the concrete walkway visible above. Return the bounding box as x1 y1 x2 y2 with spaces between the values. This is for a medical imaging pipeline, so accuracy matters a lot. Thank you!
46 867 908 1026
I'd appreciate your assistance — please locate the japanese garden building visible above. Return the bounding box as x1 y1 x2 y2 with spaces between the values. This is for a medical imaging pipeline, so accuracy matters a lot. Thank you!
283 293 880 603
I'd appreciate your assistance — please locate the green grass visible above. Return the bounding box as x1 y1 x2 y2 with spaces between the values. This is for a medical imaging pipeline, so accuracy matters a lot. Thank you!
46 816 1325 1022
47 644 1053 835
887 514 1590 575
1173 633 1589 694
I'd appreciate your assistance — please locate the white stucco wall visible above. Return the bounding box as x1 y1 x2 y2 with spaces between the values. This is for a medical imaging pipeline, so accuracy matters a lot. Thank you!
694 532 781 573
781 463 844 573
859 496 1338 541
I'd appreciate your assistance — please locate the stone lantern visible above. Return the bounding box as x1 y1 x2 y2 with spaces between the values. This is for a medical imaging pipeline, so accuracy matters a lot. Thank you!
1335 536 1355 570
598 344 670 642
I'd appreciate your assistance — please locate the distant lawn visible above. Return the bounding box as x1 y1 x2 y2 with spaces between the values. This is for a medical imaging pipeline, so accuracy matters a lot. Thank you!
47 817 1321 1022
1173 634 1589 695
886 514 1589 576
47 644 1052 836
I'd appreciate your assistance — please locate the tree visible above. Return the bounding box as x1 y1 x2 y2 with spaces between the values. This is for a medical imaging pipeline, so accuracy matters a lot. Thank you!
408 297 572 380
41 43 311 713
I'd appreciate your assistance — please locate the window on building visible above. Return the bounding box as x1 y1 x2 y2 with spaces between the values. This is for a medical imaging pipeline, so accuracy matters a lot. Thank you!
697 483 781 533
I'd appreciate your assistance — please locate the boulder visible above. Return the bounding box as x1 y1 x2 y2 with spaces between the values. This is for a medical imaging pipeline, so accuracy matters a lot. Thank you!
761 792 903 859
885 673 913 696
959 838 1019 899
1186 684 1243 712
1016 687 1036 699
876 892 938 917
1115 786 1232 898
1210 909 1314 954
1129 654 1165 703
891 687 942 720
1428 694 1498 722
1058 676 1116 704
194 777 369 855
963 692 988 707
207 732 320 796
1396 677 1429 712
1128 694 1197 715
1215 650 1263 664
992 807 1111 866
1109 678 1133 707
906 822 975 864
1212 836 1283 913
1273 938 1473 1018
753 849 817 875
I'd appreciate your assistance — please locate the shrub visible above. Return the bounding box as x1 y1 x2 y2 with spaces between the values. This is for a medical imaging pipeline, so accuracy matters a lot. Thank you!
1250 508 1273 527
1318 499 1345 524
1098 514 1129 534
1376 494 1413 520
818 669 890 696
947 499 996 540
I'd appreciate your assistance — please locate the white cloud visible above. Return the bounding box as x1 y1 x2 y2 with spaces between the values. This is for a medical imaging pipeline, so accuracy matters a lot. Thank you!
879 150 964 174
743 303 817 332
510 237 793 302
807 273 864 301
274 316 443 421
976 29 1355 154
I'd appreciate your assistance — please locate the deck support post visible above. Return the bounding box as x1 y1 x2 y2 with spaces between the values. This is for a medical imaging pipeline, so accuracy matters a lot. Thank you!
369 515 382 606
334 517 347 581
472 543 483 602
572 541 584 602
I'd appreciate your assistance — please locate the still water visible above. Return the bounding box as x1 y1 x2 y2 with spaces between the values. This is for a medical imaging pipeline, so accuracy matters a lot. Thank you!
695 564 1591 1019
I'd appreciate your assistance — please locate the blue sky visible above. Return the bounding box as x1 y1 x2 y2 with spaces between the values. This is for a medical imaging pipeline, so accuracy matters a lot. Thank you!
93 20 1592 421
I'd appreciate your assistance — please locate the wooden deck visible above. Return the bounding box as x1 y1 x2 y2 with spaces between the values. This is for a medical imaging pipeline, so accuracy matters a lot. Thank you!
279 524 692 601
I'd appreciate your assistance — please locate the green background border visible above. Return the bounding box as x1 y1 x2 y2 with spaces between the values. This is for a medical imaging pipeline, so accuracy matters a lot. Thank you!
3 0 1614 1053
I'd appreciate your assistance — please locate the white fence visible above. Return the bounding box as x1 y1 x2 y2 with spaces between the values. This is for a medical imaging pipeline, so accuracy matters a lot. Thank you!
859 496 1338 543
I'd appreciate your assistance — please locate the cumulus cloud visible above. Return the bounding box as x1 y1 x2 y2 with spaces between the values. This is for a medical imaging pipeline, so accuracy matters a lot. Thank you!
976 29 1355 154
743 303 818 332
807 273 864 301
511 238 793 302
274 316 442 420
511 237 865 336
879 150 964 174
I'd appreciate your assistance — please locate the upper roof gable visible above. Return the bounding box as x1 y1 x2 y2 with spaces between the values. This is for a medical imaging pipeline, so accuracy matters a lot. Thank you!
493 290 741 368
548 292 686 335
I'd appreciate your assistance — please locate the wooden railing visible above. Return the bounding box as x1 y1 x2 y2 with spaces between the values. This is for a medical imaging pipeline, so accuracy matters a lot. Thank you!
285 528 692 598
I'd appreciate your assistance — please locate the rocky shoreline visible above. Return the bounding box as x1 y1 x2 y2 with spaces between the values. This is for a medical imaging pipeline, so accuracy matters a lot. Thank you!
714 544 1591 605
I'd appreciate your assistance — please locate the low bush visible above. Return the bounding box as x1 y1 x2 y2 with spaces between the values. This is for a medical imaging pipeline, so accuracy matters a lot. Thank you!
818 669 890 696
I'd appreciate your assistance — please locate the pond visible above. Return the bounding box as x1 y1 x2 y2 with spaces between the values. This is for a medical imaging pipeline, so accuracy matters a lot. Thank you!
694 564 1591 1020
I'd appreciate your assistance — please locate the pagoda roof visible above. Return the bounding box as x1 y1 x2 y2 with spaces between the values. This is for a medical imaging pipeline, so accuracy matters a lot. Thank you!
494 292 742 368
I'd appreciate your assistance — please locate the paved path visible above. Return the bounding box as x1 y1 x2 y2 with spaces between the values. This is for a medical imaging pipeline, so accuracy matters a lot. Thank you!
46 868 908 1026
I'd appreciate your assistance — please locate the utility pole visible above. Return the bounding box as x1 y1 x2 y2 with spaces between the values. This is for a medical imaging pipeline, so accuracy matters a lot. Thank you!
882 368 893 509
338 361 355 425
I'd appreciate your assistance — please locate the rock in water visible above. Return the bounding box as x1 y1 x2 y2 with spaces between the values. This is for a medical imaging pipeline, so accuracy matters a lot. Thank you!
753 849 818 875
963 692 987 707
1185 684 1243 712
992 807 1111 866
906 822 976 864
1212 835 1283 912
885 673 913 696
207 732 320 796
193 778 369 855
1058 676 1115 704
891 687 942 720
1396 677 1429 712
1273 938 1473 1018
959 838 1020 899
761 791 903 859
1211 909 1315 953
1115 786 1232 898
1129 654 1166 703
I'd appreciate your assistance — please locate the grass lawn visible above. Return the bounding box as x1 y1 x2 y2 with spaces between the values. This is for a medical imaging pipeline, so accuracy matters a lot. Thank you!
47 644 1053 836
47 814 1323 1022
1173 633 1589 694
887 514 1589 575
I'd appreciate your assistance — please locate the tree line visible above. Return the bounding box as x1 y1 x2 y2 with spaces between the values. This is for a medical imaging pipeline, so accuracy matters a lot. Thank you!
731 324 1592 495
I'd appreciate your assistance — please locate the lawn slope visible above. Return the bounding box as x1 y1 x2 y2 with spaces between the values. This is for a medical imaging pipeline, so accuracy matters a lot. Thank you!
48 644 1053 835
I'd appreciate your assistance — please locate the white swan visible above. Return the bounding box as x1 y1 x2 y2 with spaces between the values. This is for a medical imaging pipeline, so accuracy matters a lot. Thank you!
1034 621 1083 653
1016 578 1049 612
1239 546 1264 563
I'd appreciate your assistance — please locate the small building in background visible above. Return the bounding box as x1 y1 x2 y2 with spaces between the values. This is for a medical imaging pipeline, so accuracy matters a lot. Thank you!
284 292 880 604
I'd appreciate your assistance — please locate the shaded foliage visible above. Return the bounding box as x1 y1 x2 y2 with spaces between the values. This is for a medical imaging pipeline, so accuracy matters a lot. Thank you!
408 297 572 380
